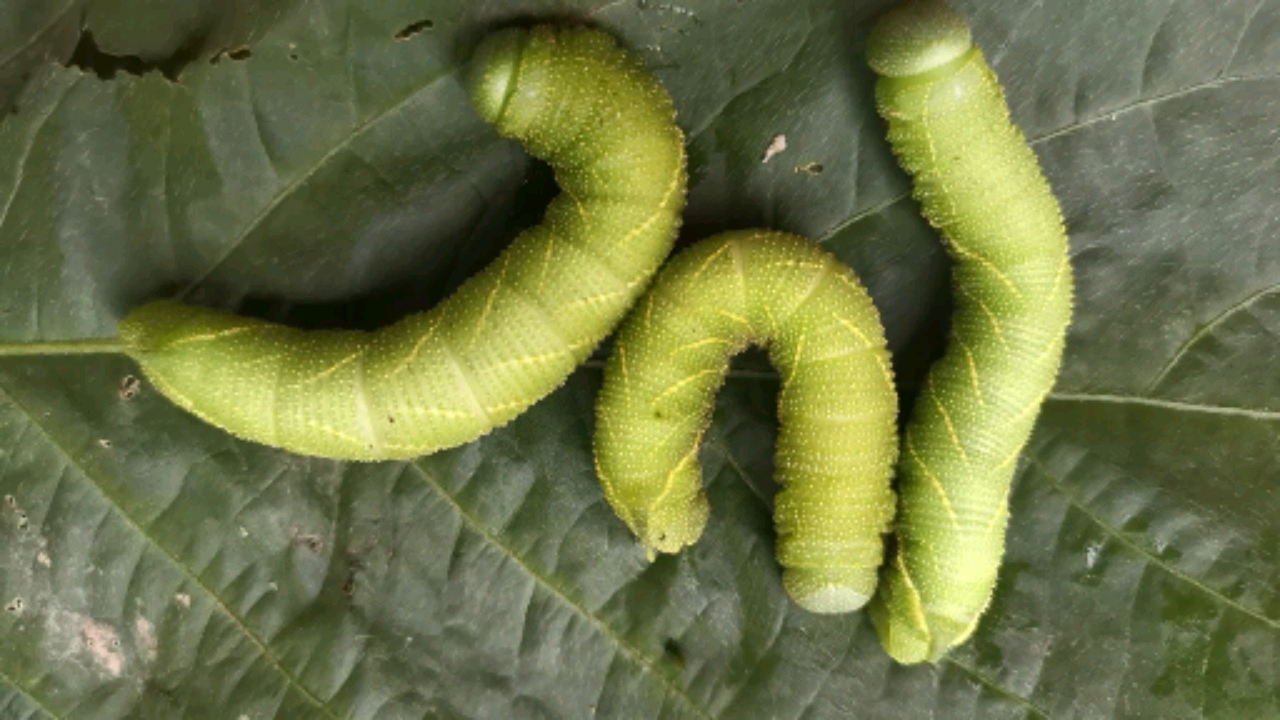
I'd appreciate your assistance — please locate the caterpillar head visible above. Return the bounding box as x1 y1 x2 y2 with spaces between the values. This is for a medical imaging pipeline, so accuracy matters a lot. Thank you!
633 457 711 560
865 0 972 78
466 27 528 125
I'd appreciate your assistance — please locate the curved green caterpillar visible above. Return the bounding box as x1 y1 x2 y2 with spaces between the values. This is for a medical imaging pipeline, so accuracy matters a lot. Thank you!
115 25 687 461
593 230 899 614
864 0 1074 663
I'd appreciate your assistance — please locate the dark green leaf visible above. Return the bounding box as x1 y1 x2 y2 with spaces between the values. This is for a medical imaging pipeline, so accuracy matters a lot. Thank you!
0 0 83 111
1 0 1277 718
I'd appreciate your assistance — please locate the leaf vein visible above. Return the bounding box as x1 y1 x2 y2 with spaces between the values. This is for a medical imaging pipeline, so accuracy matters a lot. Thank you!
1029 456 1280 631
1045 392 1280 422
179 68 455 296
407 461 713 719
0 381 341 718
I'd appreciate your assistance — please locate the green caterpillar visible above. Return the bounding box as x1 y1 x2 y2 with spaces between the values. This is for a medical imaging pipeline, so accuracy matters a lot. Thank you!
114 25 687 460
593 230 899 614
864 1 1074 663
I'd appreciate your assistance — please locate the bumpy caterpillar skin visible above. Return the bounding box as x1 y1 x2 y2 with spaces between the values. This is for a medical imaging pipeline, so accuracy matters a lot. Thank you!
117 25 687 461
864 1 1074 663
594 230 899 614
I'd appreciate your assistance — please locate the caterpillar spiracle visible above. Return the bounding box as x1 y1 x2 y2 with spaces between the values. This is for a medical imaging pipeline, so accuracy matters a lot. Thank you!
113 25 687 460
593 230 899 614
863 0 1074 663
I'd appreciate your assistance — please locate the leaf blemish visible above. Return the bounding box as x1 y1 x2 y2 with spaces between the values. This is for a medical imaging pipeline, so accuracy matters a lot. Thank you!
762 134 787 163
118 374 142 400
79 618 125 675
1085 541 1103 569
211 46 252 64
135 616 157 661
794 162 824 175
662 638 685 669
291 527 325 553
394 19 434 41
4 598 22 614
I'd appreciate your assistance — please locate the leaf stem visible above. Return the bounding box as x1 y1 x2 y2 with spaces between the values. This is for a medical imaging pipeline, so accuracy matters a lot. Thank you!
0 337 127 357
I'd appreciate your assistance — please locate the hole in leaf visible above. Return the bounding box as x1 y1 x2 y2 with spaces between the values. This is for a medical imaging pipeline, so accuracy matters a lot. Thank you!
395 19 434 40
663 638 685 669
291 528 325 554
67 30 201 81
118 374 142 400
210 46 252 64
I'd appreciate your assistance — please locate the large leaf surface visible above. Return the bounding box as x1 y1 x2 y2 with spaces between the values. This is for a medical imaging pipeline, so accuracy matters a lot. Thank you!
1 0 1277 718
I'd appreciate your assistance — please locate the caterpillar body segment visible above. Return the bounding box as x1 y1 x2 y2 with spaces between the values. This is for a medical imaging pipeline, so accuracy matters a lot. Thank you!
593 230 899 614
119 25 688 461
865 0 1074 663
